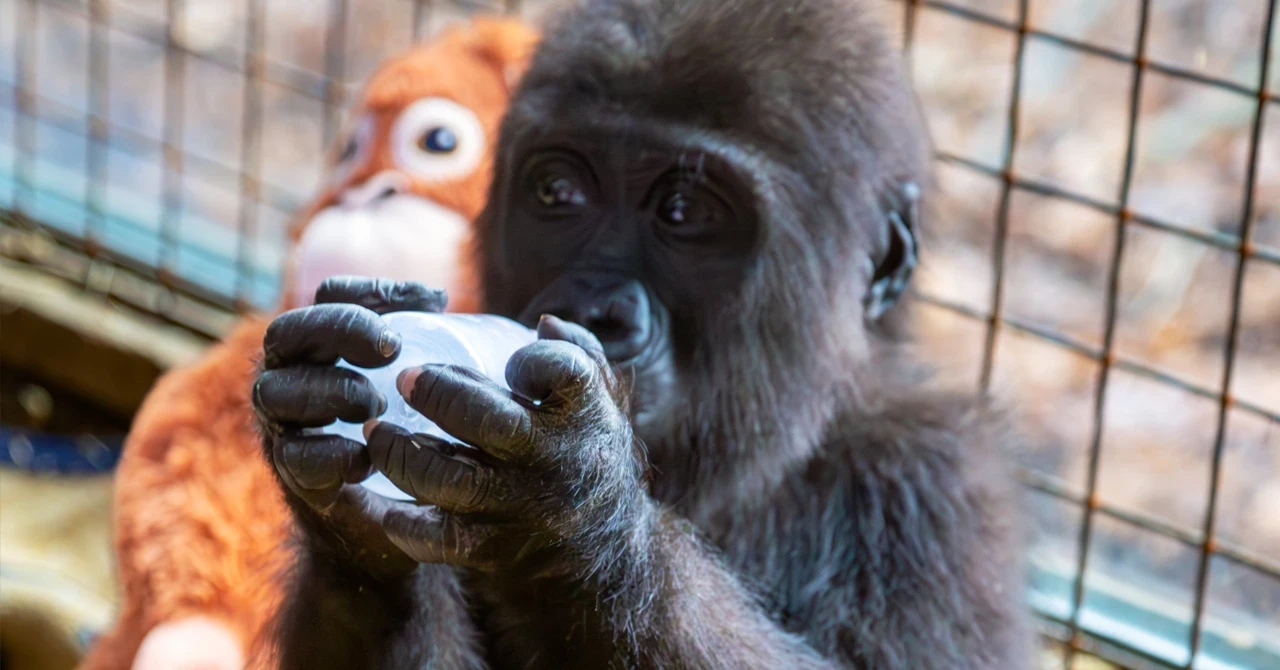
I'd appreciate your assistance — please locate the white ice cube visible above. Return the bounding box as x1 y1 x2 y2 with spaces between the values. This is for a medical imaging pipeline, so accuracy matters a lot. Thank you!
322 312 536 501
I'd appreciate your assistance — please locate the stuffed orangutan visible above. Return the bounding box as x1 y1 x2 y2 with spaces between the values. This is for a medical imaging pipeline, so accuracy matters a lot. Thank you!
78 18 538 670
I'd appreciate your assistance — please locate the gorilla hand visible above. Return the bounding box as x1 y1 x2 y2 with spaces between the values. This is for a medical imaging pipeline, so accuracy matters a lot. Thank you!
365 315 648 576
253 276 448 579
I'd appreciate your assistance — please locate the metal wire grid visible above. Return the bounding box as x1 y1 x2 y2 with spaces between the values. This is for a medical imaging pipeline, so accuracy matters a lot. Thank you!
2 0 524 335
898 0 1278 668
1 0 1278 668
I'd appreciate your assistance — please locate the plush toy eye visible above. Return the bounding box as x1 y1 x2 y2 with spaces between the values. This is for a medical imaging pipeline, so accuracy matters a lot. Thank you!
391 97 485 182
329 113 374 186
419 127 458 154
337 137 360 162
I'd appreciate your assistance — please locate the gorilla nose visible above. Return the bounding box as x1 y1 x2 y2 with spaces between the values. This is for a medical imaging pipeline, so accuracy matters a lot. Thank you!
554 276 652 363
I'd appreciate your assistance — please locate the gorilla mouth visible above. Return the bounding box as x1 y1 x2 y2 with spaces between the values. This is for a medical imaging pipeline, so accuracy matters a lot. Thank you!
515 274 669 368
519 305 667 369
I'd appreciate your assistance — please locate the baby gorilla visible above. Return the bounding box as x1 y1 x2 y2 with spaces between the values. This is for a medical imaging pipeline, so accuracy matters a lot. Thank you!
252 0 1033 668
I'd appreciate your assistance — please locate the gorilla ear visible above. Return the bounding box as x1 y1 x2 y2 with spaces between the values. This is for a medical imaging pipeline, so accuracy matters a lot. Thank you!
864 181 921 321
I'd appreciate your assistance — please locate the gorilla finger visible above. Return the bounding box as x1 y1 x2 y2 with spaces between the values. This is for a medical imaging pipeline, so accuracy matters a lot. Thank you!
381 507 498 570
263 303 399 369
271 439 344 510
254 367 386 427
505 339 604 409
397 364 533 460
300 487 422 576
364 422 507 513
315 276 448 315
276 434 373 496
536 314 608 367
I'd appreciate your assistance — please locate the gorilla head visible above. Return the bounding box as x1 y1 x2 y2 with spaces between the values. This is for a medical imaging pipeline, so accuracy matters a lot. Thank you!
477 0 930 488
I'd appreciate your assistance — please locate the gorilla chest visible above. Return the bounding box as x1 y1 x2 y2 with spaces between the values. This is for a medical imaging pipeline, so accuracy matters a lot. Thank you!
697 495 840 624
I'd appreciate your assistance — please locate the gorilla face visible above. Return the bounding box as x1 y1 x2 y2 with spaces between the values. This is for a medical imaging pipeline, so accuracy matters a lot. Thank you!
490 129 764 426
477 3 930 450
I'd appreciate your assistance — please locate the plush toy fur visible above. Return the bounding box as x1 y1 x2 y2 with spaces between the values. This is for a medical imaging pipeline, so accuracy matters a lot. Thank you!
81 318 283 670
79 18 538 670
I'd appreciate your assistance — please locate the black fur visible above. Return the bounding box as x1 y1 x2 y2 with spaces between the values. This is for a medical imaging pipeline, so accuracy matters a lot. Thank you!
258 0 1032 668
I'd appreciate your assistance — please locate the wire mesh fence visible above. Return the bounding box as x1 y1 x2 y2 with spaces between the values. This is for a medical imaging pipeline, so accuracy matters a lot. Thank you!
1 1 1277 668
896 1 1278 668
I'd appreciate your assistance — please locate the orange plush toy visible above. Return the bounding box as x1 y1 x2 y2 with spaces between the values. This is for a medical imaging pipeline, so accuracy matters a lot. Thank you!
79 18 538 670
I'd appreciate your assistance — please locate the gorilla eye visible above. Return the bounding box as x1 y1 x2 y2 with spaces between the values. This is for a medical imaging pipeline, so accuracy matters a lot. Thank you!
419 127 458 154
655 187 727 239
389 98 485 182
659 192 691 225
535 175 587 208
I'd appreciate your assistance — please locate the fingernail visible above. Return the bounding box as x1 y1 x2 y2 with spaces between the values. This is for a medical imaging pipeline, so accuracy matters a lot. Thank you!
536 314 567 339
362 419 380 441
397 367 420 399
378 329 401 358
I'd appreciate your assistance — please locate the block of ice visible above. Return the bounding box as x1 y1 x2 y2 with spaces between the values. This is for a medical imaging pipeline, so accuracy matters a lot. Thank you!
321 311 536 501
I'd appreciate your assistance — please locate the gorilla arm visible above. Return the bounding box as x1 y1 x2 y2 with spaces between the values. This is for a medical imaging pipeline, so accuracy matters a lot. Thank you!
253 279 487 670
269 547 477 670
253 279 1030 670
345 315 834 670
475 496 837 669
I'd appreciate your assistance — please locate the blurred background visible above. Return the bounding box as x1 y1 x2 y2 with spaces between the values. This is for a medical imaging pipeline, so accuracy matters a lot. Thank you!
0 0 1276 669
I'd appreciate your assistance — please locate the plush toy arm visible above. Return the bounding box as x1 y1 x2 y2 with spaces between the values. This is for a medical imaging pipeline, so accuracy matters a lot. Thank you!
81 320 292 670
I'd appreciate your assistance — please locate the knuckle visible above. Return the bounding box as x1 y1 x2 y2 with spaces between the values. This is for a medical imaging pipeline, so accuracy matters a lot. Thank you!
383 509 416 542
454 465 489 513
441 514 468 557
283 443 330 489
375 430 406 480
336 376 370 415
480 407 532 448
528 342 595 386
444 386 473 424
410 367 447 415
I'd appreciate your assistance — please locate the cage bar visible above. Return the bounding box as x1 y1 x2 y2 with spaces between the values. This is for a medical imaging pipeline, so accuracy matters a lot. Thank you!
233 0 267 309
323 0 350 148
976 0 1029 392
11 0 35 214
1185 0 1279 665
82 0 107 272
413 0 434 40
156 0 188 316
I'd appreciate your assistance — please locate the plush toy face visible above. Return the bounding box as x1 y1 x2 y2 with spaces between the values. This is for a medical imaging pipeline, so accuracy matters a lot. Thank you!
284 18 538 312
